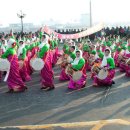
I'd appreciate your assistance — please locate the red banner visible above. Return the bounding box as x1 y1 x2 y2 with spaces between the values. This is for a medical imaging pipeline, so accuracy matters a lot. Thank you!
43 23 104 39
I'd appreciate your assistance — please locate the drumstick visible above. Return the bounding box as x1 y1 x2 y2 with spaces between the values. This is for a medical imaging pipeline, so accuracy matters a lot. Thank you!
100 86 111 104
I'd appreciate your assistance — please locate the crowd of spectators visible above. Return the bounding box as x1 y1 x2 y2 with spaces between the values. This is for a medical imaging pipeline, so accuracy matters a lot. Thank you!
0 26 130 42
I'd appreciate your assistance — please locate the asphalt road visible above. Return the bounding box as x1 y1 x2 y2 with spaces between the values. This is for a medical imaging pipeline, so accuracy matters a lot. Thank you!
0 66 130 130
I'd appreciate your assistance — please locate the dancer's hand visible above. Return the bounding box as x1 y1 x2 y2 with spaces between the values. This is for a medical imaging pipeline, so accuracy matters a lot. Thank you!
104 67 108 71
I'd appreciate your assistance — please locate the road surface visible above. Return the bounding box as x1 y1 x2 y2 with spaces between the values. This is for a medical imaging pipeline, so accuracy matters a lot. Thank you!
0 66 130 130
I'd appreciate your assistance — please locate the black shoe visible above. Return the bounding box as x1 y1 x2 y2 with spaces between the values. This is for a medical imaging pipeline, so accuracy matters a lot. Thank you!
81 84 86 88
52 64 55 68
6 89 14 93
112 81 115 84
25 86 28 90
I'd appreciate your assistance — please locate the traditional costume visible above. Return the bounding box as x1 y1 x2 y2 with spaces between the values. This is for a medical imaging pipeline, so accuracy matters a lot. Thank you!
124 44 130 77
18 40 31 82
1 39 26 93
59 45 76 81
82 43 91 72
68 50 87 90
39 35 54 91
93 49 115 87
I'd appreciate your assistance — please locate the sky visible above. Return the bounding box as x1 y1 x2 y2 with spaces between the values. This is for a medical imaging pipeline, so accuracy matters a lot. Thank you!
0 0 130 26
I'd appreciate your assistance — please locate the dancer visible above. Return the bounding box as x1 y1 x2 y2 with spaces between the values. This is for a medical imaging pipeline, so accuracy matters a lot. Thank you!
18 40 31 82
1 39 26 93
39 34 55 91
68 50 86 90
93 48 115 87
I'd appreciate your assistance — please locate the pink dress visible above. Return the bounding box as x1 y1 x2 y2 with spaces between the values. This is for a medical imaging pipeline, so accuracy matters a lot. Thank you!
41 50 54 88
59 68 70 81
26 50 33 75
82 52 91 72
7 55 26 91
93 69 115 86
125 53 130 77
68 74 87 90
68 65 87 90
19 57 31 82
114 51 120 67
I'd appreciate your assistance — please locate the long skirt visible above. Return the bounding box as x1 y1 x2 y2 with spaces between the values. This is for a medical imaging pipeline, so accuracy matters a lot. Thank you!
68 74 87 90
26 51 33 75
52 48 58 66
7 55 26 91
31 47 39 59
82 52 91 71
114 52 120 67
125 65 130 77
119 62 126 72
19 58 31 82
93 69 115 86
59 68 70 81
41 51 54 88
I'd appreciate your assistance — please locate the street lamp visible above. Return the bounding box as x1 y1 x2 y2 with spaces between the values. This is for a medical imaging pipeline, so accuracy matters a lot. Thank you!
90 0 92 27
17 10 26 33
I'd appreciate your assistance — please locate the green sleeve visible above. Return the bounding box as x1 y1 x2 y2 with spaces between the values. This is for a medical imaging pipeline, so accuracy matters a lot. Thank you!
117 47 122 52
63 44 68 49
121 45 127 50
21 48 27 60
106 41 112 47
83 44 89 52
55 40 58 47
54 40 58 48
63 46 70 54
98 51 104 59
72 58 85 70
108 58 115 69
1 48 15 59
39 45 49 58
36 42 40 47
91 50 96 55
34 42 37 47
128 46 130 51
25 45 30 50
50 40 55 50
70 52 76 60
28 43 35 50
39 32 43 40
113 46 116 52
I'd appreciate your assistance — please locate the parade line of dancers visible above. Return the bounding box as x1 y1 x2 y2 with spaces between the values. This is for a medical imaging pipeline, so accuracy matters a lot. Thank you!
0 28 130 93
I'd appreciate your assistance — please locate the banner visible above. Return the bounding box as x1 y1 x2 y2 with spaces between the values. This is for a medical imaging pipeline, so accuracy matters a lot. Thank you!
43 23 104 39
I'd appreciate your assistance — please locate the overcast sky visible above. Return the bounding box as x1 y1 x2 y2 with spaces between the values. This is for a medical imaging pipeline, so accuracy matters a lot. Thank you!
0 0 130 26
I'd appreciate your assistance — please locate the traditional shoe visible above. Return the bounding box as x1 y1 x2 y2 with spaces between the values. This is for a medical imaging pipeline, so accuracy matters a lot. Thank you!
112 81 115 84
81 84 86 88
46 87 55 91
6 89 14 93
24 86 28 90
